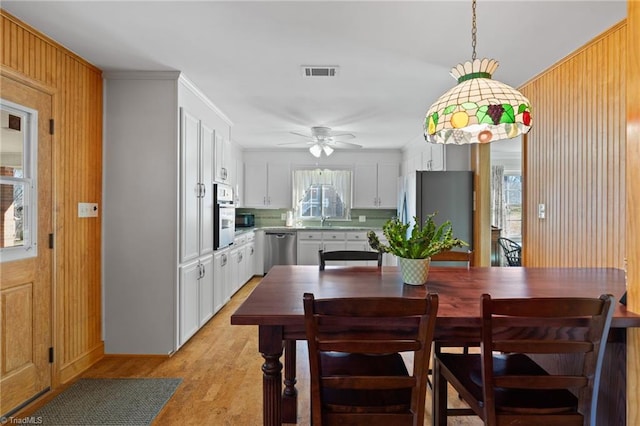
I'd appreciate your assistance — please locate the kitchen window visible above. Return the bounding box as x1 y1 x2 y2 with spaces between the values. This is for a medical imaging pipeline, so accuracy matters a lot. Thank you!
293 169 351 220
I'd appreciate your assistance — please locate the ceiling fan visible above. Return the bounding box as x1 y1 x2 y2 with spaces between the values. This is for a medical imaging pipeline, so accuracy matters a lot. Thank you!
278 126 362 157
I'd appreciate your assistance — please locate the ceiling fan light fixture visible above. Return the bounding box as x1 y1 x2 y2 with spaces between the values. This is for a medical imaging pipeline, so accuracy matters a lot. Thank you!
322 145 334 156
309 143 322 158
424 0 532 145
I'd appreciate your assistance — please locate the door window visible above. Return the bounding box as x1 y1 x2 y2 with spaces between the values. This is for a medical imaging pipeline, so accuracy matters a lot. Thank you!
0 100 37 261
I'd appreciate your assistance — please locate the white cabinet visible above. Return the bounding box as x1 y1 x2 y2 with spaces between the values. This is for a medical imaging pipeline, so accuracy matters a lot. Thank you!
179 260 200 347
244 233 256 280
354 163 399 208
180 110 215 264
244 162 291 208
427 144 445 171
178 254 214 347
213 249 231 313
198 254 214 326
214 231 255 306
404 144 445 174
214 133 232 183
103 72 233 355
297 232 323 265
295 229 395 267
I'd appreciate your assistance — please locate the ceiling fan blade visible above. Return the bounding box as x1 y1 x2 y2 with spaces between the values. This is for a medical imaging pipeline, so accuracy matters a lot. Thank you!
277 141 313 146
330 133 355 140
289 131 312 138
330 140 362 149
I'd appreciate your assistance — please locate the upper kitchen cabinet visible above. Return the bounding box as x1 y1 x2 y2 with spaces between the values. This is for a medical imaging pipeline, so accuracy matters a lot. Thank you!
244 161 291 208
103 71 233 354
403 143 445 175
214 132 233 183
353 163 399 208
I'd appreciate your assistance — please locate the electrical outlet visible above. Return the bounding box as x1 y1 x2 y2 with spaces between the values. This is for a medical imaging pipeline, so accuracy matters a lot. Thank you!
281 213 287 220
359 215 366 222
78 202 99 218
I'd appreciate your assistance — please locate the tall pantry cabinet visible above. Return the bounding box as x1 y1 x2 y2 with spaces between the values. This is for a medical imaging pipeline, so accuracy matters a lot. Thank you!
103 72 232 354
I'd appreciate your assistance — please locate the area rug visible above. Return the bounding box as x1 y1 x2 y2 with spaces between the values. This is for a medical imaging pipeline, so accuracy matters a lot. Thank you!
32 378 182 425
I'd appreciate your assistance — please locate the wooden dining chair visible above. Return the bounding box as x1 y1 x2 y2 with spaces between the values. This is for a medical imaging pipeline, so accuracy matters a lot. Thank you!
426 249 474 389
430 249 473 267
303 292 439 426
433 293 615 426
318 249 382 270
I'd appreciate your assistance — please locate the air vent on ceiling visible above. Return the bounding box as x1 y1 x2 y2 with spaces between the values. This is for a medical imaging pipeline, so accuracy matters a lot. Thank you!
301 66 339 77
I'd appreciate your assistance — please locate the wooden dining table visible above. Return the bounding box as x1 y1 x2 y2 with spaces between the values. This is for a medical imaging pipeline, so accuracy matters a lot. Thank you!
230 265 640 426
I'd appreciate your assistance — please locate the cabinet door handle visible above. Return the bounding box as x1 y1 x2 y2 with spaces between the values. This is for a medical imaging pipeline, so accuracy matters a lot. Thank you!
201 184 206 198
201 264 206 278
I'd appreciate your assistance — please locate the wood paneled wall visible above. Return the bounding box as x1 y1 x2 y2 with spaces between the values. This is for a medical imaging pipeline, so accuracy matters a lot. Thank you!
626 1 639 424
519 21 627 268
1 11 103 386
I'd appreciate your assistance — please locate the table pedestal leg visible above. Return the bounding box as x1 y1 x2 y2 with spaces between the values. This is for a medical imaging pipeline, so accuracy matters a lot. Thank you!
260 326 284 426
262 353 282 426
282 339 297 423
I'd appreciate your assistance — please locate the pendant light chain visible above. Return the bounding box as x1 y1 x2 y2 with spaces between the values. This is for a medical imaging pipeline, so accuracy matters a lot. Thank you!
471 0 477 60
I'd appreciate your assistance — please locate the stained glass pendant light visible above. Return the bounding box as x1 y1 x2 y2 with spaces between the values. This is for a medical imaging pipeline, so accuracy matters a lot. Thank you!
424 0 532 144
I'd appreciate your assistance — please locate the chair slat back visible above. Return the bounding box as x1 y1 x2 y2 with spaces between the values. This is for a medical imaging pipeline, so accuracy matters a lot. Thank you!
304 292 439 426
319 250 383 270
430 250 473 267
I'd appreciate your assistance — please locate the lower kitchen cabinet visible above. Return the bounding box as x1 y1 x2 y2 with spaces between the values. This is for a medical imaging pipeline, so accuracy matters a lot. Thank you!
199 254 214 326
178 253 214 347
297 232 323 265
213 248 231 313
213 231 256 312
297 230 387 267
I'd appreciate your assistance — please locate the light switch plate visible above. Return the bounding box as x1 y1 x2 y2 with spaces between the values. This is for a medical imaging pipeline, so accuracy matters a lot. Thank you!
78 202 99 218
538 203 545 219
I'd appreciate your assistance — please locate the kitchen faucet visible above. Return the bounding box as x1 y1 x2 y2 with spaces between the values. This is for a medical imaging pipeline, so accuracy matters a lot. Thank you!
321 216 327 227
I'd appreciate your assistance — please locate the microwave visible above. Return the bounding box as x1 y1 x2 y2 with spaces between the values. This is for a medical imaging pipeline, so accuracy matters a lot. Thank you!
236 213 255 228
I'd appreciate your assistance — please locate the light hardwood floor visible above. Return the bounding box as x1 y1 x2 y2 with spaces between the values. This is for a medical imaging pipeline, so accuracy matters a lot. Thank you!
18 276 481 425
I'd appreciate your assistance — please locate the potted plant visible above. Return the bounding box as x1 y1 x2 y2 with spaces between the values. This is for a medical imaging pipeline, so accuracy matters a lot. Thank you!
367 213 468 285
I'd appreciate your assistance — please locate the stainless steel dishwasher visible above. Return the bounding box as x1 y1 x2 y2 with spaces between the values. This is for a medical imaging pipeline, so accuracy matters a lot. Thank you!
264 231 297 273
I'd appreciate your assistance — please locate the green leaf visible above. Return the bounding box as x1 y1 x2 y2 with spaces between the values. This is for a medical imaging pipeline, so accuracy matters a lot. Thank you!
443 105 457 115
500 104 515 123
461 102 478 110
477 106 493 124
518 103 529 114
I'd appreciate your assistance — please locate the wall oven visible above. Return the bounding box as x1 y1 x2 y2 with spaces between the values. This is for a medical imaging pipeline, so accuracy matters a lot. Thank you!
214 183 235 249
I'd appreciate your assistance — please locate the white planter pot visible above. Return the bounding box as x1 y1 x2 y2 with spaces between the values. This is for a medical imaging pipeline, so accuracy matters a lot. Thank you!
398 257 431 285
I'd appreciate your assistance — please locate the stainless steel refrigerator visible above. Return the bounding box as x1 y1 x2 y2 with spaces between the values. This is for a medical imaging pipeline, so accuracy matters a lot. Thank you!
415 171 474 250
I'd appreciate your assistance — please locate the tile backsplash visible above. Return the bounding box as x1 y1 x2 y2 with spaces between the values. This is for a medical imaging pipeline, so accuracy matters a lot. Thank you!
236 208 397 228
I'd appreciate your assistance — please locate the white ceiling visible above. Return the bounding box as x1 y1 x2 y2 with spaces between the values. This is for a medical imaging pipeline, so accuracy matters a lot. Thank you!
2 1 626 151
